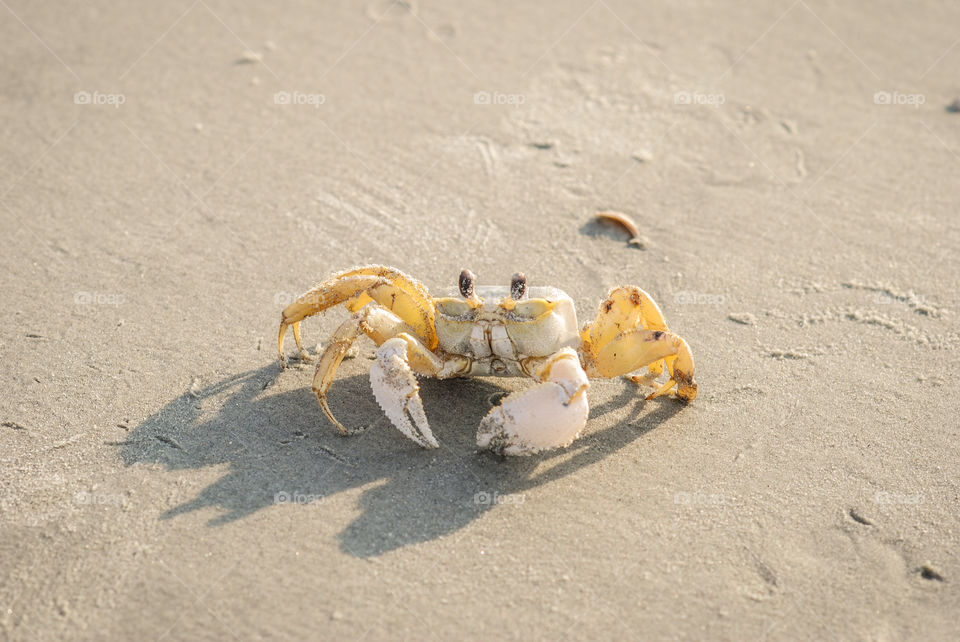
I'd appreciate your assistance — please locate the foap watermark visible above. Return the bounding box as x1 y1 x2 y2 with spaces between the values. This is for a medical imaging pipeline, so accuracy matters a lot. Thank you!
274 290 327 308
674 491 729 507
74 90 125 108
74 291 126 306
674 91 725 107
873 491 925 505
674 291 726 306
274 291 298 307
74 491 127 507
274 91 326 108
474 91 526 107
873 91 925 108
274 491 325 505
473 490 525 506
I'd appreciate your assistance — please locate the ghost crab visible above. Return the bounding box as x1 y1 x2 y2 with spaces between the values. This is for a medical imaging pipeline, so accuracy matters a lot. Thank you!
278 265 696 456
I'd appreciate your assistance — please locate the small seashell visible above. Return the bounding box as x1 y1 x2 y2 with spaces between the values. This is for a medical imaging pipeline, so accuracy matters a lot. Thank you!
596 211 647 249
596 211 640 237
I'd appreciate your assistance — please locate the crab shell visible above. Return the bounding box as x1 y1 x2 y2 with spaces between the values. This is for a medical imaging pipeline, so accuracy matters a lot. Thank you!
433 286 579 377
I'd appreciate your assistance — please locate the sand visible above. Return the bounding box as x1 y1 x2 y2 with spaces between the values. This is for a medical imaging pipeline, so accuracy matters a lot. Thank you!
2 0 959 639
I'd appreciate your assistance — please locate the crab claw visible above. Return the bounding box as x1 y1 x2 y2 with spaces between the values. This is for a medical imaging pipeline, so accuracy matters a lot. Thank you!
476 349 589 456
370 338 439 449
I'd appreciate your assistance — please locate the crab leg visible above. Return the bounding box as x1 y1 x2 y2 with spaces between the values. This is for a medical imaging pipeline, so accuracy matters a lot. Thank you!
369 334 467 449
594 329 697 402
278 265 437 367
476 348 590 456
312 305 414 434
582 285 671 378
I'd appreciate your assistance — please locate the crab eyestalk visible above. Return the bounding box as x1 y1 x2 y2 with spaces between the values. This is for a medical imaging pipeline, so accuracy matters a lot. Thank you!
510 272 527 300
459 268 476 298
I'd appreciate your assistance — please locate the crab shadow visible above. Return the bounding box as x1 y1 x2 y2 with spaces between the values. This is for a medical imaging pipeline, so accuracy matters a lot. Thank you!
122 362 683 558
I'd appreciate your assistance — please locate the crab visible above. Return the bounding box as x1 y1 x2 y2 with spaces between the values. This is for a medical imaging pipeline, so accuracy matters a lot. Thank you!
277 265 697 456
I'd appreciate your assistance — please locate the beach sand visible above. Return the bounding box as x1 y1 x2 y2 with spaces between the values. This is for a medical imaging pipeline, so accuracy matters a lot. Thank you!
2 0 959 639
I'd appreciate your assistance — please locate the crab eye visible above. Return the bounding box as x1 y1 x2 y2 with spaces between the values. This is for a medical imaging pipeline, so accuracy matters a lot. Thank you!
459 269 476 298
510 272 526 299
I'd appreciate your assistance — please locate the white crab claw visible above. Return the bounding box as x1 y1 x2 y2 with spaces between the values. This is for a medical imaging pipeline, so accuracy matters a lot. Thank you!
370 338 439 449
477 383 589 456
